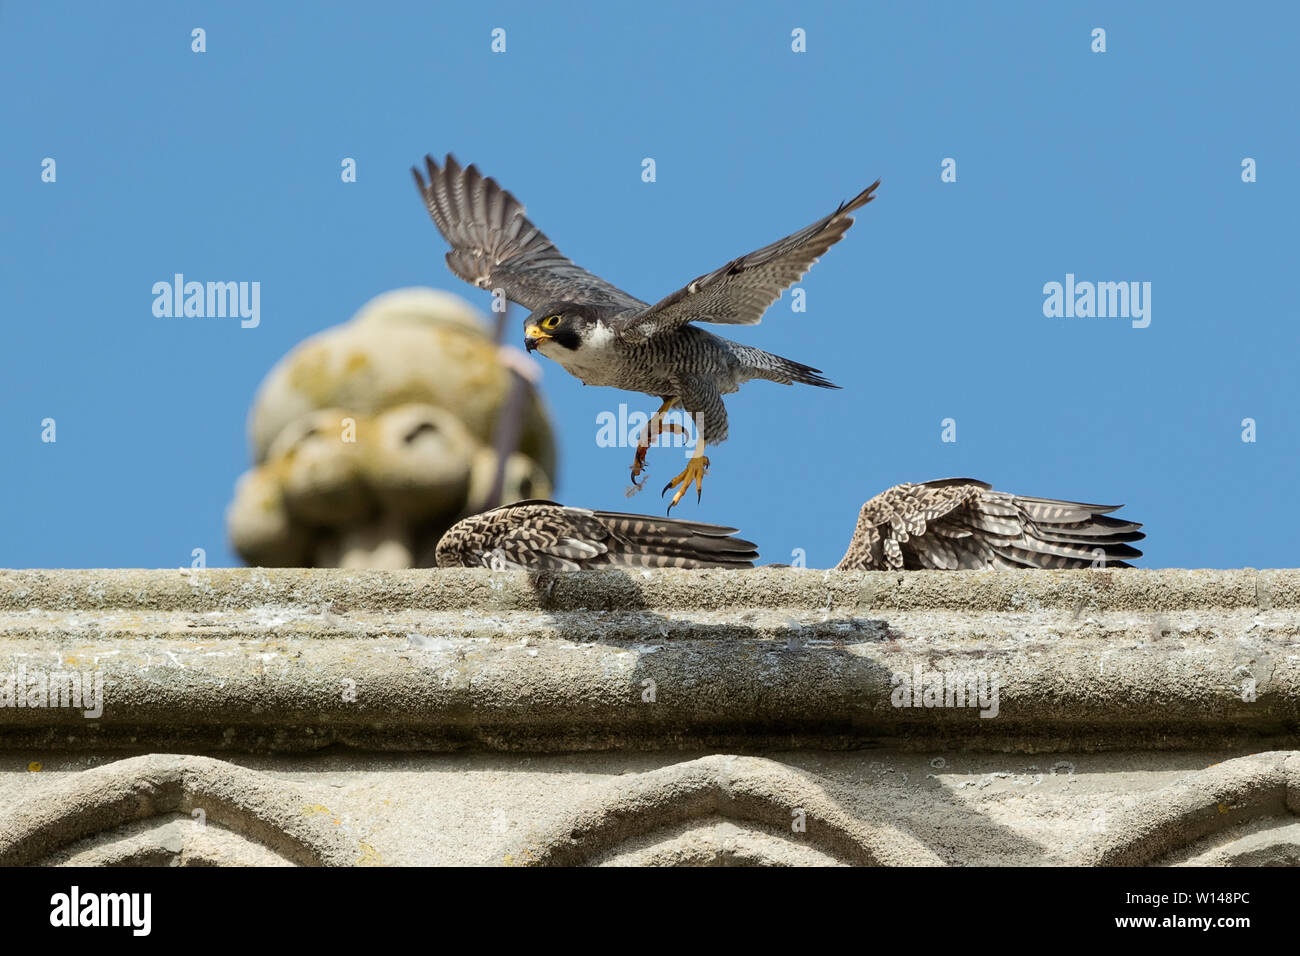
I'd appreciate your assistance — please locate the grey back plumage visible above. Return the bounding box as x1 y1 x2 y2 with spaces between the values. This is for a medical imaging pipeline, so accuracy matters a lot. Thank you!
436 500 758 570
836 479 1144 571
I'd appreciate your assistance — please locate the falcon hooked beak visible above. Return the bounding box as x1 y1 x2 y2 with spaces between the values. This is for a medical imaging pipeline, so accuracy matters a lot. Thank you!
523 324 551 352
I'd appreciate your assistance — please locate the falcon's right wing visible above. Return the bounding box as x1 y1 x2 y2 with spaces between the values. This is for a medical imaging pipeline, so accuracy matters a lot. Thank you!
413 154 646 313
837 479 1145 571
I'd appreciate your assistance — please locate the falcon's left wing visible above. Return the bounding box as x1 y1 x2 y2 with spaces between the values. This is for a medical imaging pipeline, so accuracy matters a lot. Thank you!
614 178 880 345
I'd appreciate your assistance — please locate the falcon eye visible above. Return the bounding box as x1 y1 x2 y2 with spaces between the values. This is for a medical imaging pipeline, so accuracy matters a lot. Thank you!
540 315 562 330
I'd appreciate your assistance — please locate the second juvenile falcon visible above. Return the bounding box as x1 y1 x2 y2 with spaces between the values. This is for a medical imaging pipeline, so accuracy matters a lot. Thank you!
413 154 879 511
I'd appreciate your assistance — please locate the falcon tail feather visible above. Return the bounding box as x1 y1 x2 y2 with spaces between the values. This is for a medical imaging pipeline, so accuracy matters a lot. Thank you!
735 345 840 389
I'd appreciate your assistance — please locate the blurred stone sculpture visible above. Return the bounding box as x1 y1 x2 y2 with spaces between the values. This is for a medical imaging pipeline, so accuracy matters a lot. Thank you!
226 288 556 568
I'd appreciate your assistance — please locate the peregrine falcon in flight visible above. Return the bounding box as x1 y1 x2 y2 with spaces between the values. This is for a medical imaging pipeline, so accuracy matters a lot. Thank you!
435 500 757 570
835 479 1144 570
413 154 879 512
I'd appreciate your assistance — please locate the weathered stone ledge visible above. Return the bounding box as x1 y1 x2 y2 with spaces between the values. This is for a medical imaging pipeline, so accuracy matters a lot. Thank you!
0 568 1295 753
3 567 1295 613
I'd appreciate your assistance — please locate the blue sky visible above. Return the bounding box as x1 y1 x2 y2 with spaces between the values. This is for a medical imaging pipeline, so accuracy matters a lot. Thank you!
2 2 1296 569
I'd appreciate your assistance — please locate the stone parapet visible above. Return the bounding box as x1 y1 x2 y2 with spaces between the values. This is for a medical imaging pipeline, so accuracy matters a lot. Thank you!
0 568 1296 865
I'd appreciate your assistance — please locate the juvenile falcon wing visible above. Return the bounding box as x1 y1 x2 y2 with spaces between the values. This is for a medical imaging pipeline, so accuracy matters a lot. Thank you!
614 179 880 345
412 154 646 312
585 509 758 569
836 479 1144 571
435 500 757 570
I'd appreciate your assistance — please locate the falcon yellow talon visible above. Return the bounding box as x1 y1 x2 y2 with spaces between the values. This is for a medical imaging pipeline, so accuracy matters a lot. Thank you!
662 455 710 513
629 402 687 493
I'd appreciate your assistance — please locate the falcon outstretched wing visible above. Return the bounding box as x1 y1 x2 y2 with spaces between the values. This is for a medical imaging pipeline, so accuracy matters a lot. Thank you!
435 500 757 570
837 479 1145 571
412 154 646 312
614 179 880 345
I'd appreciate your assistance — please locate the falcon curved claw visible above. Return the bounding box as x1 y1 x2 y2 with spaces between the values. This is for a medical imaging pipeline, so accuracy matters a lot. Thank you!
661 456 710 514
627 457 651 498
628 419 688 496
